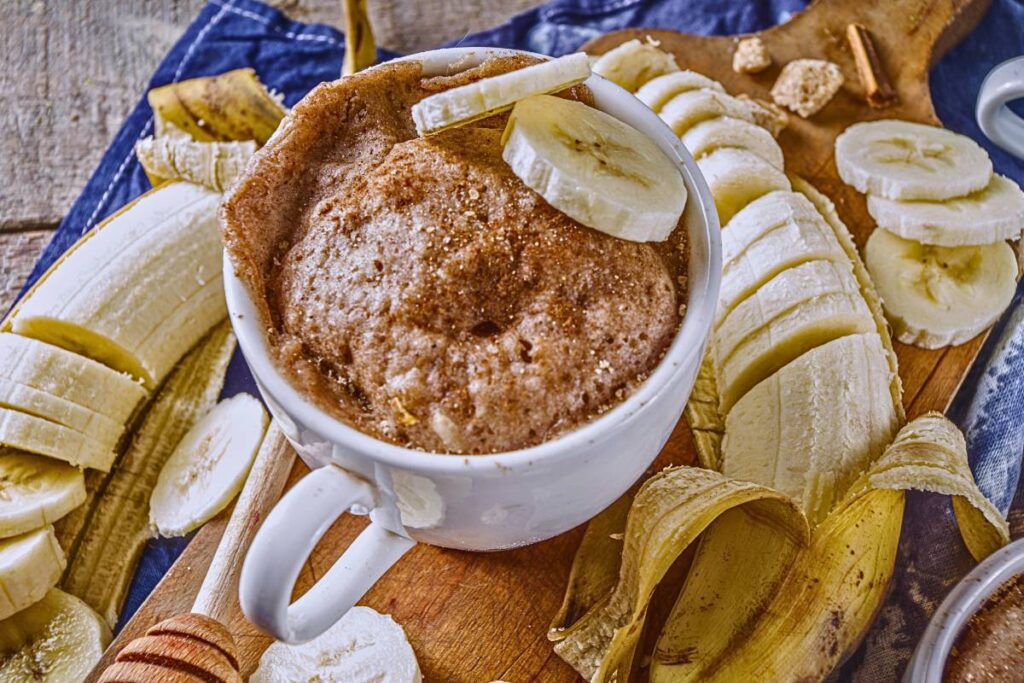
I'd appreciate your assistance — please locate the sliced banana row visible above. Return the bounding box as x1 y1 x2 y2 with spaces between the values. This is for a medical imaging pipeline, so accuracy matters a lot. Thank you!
835 119 1024 348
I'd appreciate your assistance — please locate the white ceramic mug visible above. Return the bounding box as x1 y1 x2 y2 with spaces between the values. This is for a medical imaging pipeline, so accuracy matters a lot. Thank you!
231 47 721 644
977 56 1024 159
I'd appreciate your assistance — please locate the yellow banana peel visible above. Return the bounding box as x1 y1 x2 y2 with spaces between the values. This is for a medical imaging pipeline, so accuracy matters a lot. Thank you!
342 0 377 76
135 137 257 192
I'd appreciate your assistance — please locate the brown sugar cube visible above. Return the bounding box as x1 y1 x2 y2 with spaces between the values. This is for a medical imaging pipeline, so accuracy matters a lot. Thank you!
733 37 772 74
770 59 844 117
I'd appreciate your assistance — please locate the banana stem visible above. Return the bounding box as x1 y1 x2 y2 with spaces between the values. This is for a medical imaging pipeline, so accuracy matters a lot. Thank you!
191 421 296 622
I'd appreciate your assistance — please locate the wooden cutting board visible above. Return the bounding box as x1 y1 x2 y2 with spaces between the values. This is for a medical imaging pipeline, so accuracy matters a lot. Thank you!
89 0 997 680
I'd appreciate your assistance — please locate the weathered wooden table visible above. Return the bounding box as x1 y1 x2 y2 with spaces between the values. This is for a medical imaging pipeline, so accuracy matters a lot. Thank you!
0 0 543 312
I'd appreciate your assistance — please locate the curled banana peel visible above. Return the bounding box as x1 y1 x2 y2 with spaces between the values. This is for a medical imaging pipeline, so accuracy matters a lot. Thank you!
148 68 286 145
136 137 256 192
342 0 377 76
552 414 1007 682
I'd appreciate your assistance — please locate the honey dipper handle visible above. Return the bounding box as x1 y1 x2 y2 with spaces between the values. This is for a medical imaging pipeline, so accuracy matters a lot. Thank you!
191 420 296 622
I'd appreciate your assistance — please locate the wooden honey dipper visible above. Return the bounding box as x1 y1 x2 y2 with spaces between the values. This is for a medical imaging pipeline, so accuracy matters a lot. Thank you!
96 422 295 683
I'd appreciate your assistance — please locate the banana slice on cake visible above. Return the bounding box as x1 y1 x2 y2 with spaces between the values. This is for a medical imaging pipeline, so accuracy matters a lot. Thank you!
681 116 784 170
835 120 993 200
659 89 767 136
719 191 847 322
0 588 111 682
0 527 64 621
864 227 1017 348
150 393 268 536
251 606 421 682
634 70 725 112
0 451 85 539
590 38 679 92
411 52 591 136
866 174 1024 246
697 148 791 225
501 94 687 242
722 333 899 525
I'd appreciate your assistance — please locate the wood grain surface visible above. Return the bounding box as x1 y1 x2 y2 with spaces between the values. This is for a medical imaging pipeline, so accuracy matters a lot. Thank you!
85 1 1004 681
0 0 544 309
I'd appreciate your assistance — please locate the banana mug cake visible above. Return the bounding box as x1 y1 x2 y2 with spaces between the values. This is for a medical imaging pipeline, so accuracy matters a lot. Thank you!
221 53 689 454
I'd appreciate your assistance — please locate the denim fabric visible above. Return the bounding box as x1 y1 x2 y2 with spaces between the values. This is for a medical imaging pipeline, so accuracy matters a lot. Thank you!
19 1 1024 678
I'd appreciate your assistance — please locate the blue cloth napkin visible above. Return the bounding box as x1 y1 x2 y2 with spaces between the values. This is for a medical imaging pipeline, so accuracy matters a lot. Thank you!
18 0 1024 678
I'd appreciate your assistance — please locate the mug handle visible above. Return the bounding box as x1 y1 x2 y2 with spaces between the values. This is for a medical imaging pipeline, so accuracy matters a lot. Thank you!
977 56 1024 159
239 465 416 643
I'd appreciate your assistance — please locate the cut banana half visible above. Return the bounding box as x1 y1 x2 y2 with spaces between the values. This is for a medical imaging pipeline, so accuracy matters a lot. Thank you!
8 182 226 389
251 606 421 682
0 588 111 682
719 192 847 323
590 38 679 92
150 393 268 536
0 526 64 621
411 52 591 136
866 174 1024 246
0 379 124 448
0 409 116 471
501 94 687 242
715 287 876 414
697 148 791 225
634 70 725 112
835 119 993 201
865 228 1017 348
722 333 899 524
681 116 784 170
659 89 766 136
0 334 146 425
0 451 85 539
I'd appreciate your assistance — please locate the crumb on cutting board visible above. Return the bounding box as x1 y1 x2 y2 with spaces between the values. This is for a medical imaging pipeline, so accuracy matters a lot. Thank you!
733 37 772 74
770 59 844 117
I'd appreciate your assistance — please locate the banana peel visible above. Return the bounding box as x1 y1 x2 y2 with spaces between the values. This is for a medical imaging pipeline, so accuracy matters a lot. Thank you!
135 137 256 192
148 68 286 146
342 0 377 76
60 322 235 626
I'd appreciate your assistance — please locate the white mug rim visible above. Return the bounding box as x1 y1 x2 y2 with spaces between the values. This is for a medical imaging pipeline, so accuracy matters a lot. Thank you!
223 46 721 476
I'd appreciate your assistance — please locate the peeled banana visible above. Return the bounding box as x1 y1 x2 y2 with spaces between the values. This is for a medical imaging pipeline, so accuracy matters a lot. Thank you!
634 70 725 112
681 116 784 170
590 38 679 92
865 227 1018 348
0 451 84 539
835 119 993 201
0 588 110 682
696 148 791 225
8 182 225 389
150 393 268 537
659 89 767 136
866 173 1024 246
411 52 591 136
0 409 115 472
0 380 124 449
502 94 687 242
0 526 64 621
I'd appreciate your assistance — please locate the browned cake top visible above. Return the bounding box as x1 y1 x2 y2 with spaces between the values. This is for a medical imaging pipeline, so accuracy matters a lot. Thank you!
222 56 688 454
946 573 1024 683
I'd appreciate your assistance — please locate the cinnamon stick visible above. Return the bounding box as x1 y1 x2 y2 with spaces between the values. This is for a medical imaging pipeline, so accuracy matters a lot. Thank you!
846 23 898 108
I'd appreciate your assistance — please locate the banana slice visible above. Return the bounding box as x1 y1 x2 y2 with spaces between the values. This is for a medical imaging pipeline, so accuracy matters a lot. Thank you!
697 148 791 225
659 89 767 136
864 228 1017 348
411 53 591 136
150 393 268 536
0 588 111 682
715 286 876 414
0 409 115 471
0 527 64 620
723 332 898 525
634 70 725 112
590 38 679 92
719 192 848 323
0 379 124 447
0 451 85 539
9 182 226 389
501 94 687 242
835 119 993 200
866 174 1024 246
681 116 784 170
0 334 146 425
251 606 421 682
